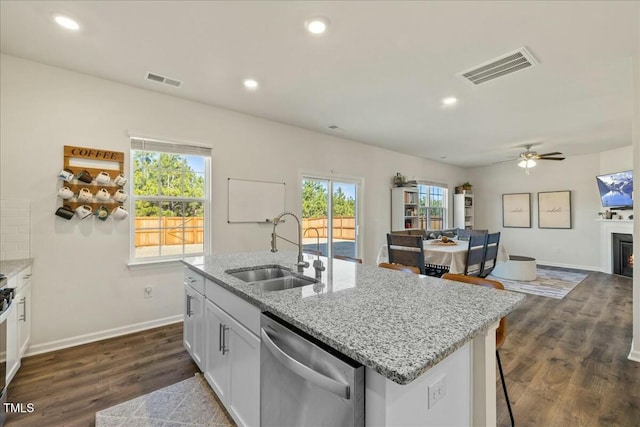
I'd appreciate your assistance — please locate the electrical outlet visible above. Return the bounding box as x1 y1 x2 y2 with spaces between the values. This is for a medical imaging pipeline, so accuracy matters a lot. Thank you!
427 375 447 409
144 286 153 298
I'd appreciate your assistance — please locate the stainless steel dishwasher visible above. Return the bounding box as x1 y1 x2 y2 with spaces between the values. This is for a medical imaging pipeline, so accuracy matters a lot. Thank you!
260 312 364 427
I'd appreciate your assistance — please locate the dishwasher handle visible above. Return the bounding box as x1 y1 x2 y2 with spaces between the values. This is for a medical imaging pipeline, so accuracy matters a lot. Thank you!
261 328 351 400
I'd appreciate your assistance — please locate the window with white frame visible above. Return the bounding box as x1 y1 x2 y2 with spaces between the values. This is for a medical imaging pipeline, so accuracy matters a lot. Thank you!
130 137 211 262
417 182 448 230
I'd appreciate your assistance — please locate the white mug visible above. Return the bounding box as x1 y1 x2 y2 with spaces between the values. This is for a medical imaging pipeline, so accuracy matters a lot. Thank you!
96 188 111 202
113 189 128 203
58 169 74 182
96 171 112 185
77 188 93 203
111 206 129 220
75 204 93 220
114 174 127 186
57 186 74 199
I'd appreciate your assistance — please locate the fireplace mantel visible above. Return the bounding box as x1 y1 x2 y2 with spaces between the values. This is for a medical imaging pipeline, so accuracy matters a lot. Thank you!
597 219 633 273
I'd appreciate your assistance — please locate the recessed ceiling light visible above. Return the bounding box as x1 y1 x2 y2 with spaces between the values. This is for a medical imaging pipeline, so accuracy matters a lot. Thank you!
243 79 259 89
305 17 329 35
53 14 80 31
442 97 458 106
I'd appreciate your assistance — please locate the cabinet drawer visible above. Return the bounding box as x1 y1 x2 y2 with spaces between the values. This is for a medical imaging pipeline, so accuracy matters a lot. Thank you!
205 279 260 337
184 267 205 295
17 266 32 290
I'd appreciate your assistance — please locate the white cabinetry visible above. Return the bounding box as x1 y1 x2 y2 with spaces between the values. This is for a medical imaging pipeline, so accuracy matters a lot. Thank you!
16 267 32 358
183 267 260 427
183 268 205 370
6 265 33 384
454 194 474 229
391 187 419 231
204 299 260 427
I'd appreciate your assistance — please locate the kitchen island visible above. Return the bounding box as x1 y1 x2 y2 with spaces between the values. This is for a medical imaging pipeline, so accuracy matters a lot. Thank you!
183 251 525 426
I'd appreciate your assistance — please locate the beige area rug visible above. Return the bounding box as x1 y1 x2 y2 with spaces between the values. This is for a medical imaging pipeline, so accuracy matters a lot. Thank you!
95 374 234 427
488 266 589 299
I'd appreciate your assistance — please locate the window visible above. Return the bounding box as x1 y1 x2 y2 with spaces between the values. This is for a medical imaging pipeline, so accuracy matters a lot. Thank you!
130 137 211 262
300 175 361 260
418 183 448 231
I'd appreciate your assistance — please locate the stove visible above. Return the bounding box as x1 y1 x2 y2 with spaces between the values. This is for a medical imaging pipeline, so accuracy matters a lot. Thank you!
0 273 10 427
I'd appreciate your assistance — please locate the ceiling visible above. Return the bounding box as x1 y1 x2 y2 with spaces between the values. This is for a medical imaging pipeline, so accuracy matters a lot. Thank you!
0 1 637 167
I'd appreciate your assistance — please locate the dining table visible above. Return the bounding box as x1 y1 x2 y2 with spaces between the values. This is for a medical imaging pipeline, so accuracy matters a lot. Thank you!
376 238 509 274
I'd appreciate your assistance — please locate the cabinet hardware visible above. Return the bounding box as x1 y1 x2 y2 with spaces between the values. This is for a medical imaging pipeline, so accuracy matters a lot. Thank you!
186 294 193 317
23 274 31 279
222 325 230 355
219 323 224 352
187 277 196 283
19 297 26 322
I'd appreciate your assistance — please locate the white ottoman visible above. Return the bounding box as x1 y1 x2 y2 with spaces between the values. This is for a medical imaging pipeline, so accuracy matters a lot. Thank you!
492 255 537 281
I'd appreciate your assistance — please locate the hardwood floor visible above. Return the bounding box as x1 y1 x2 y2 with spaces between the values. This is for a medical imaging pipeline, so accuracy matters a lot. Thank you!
4 271 639 426
497 271 639 427
5 322 198 427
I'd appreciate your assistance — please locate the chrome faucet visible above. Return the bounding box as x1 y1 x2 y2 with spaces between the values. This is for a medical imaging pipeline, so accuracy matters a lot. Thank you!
271 211 309 273
304 227 325 279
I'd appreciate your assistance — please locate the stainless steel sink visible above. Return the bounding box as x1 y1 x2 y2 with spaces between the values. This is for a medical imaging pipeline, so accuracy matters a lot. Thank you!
255 275 318 291
226 265 293 282
225 265 317 291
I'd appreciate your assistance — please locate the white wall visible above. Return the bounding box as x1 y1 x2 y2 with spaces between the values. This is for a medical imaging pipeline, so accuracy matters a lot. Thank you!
468 146 632 270
0 54 465 351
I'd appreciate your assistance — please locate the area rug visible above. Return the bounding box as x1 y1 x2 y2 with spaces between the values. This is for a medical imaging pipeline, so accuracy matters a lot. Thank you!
95 374 234 427
488 266 589 299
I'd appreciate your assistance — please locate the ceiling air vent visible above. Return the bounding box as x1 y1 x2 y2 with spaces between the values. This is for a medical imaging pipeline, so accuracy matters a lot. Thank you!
146 72 182 88
457 47 538 85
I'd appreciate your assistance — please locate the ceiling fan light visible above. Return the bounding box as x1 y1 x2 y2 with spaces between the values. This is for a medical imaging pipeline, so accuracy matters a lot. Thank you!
518 159 536 168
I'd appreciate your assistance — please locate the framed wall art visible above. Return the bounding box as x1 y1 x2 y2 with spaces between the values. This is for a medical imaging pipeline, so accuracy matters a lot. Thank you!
538 190 572 229
502 193 531 228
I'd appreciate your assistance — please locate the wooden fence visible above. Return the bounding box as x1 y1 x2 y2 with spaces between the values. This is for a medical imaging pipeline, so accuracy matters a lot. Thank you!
302 216 355 240
135 217 204 247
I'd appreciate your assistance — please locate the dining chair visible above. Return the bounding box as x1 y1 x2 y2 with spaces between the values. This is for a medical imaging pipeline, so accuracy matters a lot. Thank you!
378 262 420 274
463 233 487 276
441 273 514 427
480 232 501 278
334 255 363 264
391 229 425 237
386 233 426 275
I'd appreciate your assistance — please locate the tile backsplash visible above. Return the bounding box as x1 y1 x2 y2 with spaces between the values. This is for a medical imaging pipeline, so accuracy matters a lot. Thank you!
1 199 31 260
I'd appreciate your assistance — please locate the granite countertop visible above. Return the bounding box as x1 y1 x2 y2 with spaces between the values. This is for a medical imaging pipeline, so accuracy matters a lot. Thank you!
0 258 33 279
183 251 525 385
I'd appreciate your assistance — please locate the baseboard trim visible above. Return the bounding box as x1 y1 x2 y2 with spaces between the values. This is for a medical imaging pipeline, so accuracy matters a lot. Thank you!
25 315 183 357
536 261 601 272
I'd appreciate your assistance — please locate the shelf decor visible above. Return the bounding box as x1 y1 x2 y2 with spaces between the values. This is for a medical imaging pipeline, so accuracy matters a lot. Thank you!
502 193 531 228
538 190 572 229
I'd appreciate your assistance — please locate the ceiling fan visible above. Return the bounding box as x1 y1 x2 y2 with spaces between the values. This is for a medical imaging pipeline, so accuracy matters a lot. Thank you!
517 144 565 174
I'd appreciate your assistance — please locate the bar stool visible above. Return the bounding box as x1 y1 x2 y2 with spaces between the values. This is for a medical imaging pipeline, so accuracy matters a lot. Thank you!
441 273 515 427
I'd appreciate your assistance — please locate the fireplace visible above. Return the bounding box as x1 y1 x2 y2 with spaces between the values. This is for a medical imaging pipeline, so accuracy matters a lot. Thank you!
612 233 633 277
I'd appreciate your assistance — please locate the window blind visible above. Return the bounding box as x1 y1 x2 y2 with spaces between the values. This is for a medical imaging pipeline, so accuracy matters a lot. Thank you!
130 137 212 157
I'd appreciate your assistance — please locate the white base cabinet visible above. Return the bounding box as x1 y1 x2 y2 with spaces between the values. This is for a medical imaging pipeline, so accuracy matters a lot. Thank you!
183 267 260 427
204 299 260 427
183 270 205 371
6 264 33 385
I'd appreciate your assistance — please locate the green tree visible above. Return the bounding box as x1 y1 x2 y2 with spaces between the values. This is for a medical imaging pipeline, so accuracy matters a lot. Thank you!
333 186 355 216
302 180 328 218
133 151 205 217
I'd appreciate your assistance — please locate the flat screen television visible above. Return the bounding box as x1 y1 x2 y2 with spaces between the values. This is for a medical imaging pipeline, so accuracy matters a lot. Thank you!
596 170 633 209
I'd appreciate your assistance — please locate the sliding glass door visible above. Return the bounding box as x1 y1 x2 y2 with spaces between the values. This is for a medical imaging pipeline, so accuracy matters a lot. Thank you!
301 176 360 259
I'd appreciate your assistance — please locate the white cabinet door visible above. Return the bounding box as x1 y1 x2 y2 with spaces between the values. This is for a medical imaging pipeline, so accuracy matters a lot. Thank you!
183 283 204 370
6 301 19 384
17 279 31 358
203 295 260 427
226 315 260 427
204 299 228 401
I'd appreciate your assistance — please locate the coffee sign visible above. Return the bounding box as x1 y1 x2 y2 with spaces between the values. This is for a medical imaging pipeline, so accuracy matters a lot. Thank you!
64 145 125 162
